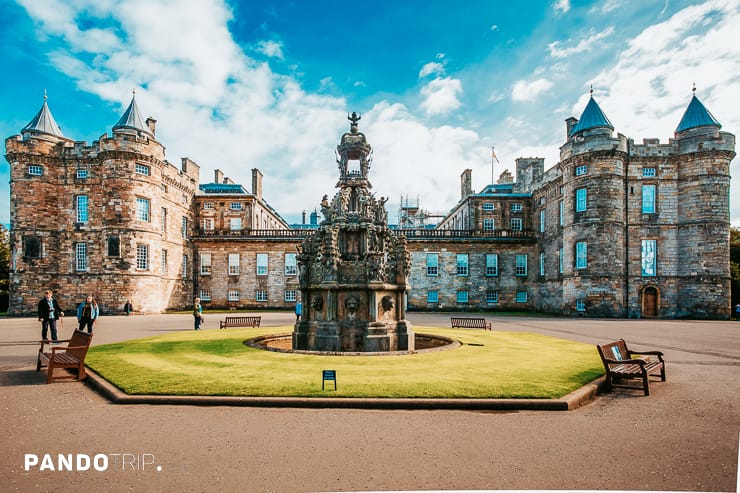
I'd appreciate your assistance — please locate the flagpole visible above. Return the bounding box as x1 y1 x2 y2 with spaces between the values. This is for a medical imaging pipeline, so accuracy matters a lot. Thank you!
491 146 494 185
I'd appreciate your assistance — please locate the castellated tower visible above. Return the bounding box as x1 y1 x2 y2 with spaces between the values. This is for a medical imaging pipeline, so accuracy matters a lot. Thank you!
5 93 199 315
558 94 629 316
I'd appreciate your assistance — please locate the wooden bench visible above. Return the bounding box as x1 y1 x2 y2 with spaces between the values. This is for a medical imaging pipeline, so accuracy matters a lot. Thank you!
219 316 261 329
36 330 93 384
596 339 665 396
450 317 492 331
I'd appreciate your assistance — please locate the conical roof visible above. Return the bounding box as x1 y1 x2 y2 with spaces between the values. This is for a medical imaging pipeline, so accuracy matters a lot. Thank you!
22 95 64 137
675 94 720 133
569 96 614 136
113 94 152 135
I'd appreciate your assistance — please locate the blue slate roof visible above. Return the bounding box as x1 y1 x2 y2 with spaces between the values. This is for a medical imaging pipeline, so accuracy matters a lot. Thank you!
675 95 721 132
113 95 152 135
199 183 249 194
22 98 64 137
569 96 614 136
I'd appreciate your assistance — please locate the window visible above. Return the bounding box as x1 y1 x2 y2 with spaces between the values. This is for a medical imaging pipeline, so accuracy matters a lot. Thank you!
511 203 522 212
230 218 242 231
483 202 494 211
576 241 587 269
511 218 523 231
575 188 587 212
576 299 586 312
485 254 498 276
161 184 168 193
202 218 214 231
161 249 168 274
641 240 657 276
203 202 214 210
24 236 41 258
135 163 150 176
483 218 495 231
284 290 297 302
28 165 43 176
75 243 87 271
516 291 528 303
76 168 88 179
427 290 439 303
199 290 211 301
559 247 564 274
136 244 148 270
456 290 469 303
161 208 167 233
181 217 188 239
136 198 150 222
285 253 297 276
515 254 527 276
228 253 240 275
642 167 656 177
229 290 241 302
540 210 545 233
559 200 564 226
256 253 268 275
486 290 499 303
106 236 120 257
642 185 656 214
426 253 438 276
182 194 188 204
182 255 188 280
540 252 545 276
200 253 212 275
575 165 587 176
76 195 88 223
255 290 267 302
456 254 469 276
230 202 243 210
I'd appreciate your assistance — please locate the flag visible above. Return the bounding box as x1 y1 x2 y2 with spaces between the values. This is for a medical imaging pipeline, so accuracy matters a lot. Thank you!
491 147 500 164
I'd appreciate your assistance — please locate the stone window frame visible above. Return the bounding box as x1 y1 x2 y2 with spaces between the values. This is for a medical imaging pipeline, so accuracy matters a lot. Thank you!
136 197 150 222
229 202 243 210
642 167 656 177
575 188 587 212
200 253 212 275
511 218 523 231
107 236 120 257
641 239 657 277
575 241 588 269
229 289 241 302
456 253 469 276
511 203 523 212
540 252 545 276
76 195 89 223
256 253 269 276
202 217 214 231
284 253 297 276
642 184 656 214
230 217 242 231
456 290 469 303
482 202 495 211
540 209 545 233
559 247 564 274
575 165 587 176
485 253 498 276
483 218 495 231
486 290 499 304
23 236 42 258
427 290 439 303
228 253 240 276
136 244 149 271
181 216 188 239
76 167 88 179
426 253 439 276
135 163 151 176
576 299 586 311
75 242 88 272
559 200 564 226
515 291 528 303
515 254 528 276
182 254 188 280
284 290 297 302
255 290 267 302
161 207 167 234
199 289 211 301
28 165 43 176
202 201 215 210
161 249 168 274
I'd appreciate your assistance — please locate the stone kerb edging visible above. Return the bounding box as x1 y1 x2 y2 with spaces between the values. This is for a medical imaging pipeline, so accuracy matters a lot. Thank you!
83 367 606 411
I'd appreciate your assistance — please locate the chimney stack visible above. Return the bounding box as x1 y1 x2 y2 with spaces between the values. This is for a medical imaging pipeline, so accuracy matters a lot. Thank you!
461 169 473 199
214 169 224 184
252 168 263 200
146 117 157 136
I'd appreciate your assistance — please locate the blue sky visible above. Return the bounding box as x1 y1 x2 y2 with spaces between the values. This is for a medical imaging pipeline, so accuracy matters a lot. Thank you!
1 0 739 226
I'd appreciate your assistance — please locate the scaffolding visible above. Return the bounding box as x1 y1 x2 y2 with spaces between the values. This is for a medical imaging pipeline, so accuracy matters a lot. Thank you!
397 195 444 230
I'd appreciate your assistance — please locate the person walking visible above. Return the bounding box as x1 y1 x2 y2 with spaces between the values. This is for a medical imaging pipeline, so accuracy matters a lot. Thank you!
76 295 99 333
193 297 203 330
124 299 133 316
735 303 740 321
295 298 302 322
37 290 64 341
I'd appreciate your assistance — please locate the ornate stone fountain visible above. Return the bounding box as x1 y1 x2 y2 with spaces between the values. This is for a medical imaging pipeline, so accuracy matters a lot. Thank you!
292 113 414 352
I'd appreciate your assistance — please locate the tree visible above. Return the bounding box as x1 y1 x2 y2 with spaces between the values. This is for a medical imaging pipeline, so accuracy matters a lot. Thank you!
0 225 9 312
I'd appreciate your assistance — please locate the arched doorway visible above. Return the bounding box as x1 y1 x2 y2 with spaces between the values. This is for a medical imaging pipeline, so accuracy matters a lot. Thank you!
642 286 659 318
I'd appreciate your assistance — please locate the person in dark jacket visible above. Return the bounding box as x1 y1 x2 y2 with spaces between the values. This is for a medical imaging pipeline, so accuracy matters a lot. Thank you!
37 290 64 341
76 295 100 333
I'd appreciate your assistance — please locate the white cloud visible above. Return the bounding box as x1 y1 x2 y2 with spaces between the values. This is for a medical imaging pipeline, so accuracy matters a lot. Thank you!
419 62 445 78
420 77 463 116
255 40 284 60
490 24 499 31
547 27 615 58
553 0 571 15
511 78 554 102
588 0 623 15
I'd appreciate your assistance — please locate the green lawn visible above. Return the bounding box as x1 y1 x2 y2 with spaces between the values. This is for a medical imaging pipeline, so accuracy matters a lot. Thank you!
86 327 604 399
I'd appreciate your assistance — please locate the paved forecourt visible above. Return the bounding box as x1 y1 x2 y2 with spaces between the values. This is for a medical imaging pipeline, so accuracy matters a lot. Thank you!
0 312 738 491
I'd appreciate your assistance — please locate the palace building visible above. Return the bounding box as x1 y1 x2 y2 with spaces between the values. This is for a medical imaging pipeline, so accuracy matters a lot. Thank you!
4 90 735 319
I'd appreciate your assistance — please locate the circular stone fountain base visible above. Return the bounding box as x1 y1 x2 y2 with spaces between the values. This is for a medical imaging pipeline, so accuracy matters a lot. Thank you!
245 333 460 356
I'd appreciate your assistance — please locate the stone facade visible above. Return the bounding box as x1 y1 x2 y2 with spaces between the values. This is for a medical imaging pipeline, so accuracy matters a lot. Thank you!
5 92 735 319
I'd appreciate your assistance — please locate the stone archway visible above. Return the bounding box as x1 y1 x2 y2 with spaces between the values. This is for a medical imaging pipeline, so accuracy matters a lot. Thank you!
642 286 659 318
